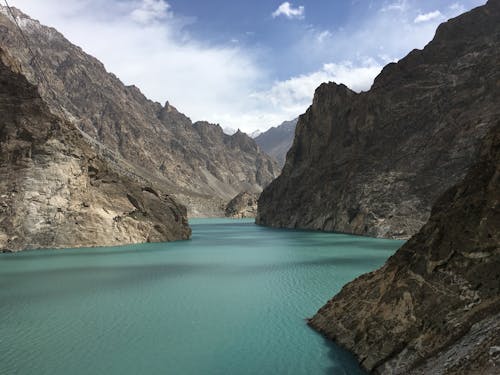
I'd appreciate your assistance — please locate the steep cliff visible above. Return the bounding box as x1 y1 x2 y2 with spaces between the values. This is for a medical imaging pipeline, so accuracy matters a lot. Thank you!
0 6 279 217
0 49 191 252
309 121 500 374
255 118 298 166
257 1 500 239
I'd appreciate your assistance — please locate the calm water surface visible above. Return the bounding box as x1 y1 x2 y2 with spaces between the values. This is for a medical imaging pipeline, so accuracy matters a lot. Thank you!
0 219 404 375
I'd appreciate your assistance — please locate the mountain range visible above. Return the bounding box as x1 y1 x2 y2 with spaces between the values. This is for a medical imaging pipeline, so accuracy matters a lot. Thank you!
0 6 279 219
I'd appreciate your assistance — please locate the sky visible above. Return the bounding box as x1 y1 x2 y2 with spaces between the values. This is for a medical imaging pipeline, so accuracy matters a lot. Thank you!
7 0 486 132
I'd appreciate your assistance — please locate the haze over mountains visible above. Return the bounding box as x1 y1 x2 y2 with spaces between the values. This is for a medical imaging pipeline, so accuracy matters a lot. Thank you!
255 118 298 167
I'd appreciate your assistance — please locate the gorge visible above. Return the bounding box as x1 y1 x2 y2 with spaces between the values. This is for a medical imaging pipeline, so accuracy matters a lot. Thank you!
0 1 499 374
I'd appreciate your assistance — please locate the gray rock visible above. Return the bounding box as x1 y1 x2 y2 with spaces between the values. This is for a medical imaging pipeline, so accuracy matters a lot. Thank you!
255 118 298 167
224 192 259 218
0 49 191 252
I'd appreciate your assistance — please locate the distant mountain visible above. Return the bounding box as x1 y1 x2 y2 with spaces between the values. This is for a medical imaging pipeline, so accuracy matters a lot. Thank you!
249 130 262 138
257 1 499 239
0 6 280 218
255 118 298 166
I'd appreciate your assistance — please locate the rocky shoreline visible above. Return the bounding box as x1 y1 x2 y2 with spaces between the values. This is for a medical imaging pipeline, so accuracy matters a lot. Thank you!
308 121 500 374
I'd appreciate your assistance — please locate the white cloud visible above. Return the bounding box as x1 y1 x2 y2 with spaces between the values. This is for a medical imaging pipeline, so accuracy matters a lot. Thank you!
316 30 332 43
7 0 271 131
297 1 482 77
414 10 442 23
130 0 171 24
249 61 383 122
449 2 467 15
272 2 304 19
381 0 408 12
4 0 487 133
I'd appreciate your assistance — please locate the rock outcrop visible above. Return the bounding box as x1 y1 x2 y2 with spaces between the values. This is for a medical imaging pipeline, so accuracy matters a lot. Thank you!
257 1 500 239
0 48 191 252
308 121 500 374
224 192 258 218
0 6 279 217
255 118 298 166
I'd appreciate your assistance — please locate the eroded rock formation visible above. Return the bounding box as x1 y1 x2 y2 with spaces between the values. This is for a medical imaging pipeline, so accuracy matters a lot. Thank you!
0 48 191 252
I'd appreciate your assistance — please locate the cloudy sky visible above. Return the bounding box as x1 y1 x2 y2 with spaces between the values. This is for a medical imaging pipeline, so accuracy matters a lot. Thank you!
8 0 486 132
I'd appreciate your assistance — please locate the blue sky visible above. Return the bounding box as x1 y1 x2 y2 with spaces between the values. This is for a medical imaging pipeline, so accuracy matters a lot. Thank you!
8 0 486 132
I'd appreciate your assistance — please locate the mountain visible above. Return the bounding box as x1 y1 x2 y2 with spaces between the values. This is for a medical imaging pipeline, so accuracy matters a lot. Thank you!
0 46 190 252
309 120 500 374
257 1 499 239
249 130 262 138
255 118 298 166
0 6 279 217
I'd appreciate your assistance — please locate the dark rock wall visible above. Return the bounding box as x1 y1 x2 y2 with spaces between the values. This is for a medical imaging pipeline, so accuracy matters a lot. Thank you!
309 121 500 374
257 1 500 239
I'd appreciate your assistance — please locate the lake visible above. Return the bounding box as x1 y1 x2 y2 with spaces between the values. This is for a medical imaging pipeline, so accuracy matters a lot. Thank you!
0 218 404 375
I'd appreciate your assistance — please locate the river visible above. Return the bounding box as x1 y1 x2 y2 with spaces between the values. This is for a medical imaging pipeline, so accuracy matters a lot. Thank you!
0 218 404 374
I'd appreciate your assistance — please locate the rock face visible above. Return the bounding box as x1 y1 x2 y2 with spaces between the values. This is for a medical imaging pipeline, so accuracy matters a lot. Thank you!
257 1 500 239
224 192 258 218
255 118 298 166
0 7 279 217
0 48 191 252
308 122 500 374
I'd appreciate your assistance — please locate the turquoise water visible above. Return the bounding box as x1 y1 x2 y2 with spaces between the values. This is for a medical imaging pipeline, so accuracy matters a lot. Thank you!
0 219 404 375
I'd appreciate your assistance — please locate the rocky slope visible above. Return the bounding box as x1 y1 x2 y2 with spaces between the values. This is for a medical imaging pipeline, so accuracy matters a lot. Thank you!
0 6 279 217
224 192 258 218
255 118 298 166
257 1 500 239
309 121 500 374
0 48 191 252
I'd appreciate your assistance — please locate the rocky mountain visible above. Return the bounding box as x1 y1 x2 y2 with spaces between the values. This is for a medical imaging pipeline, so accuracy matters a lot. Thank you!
0 47 191 252
255 118 298 166
309 121 500 374
257 1 499 239
249 130 262 138
224 192 258 218
0 6 279 217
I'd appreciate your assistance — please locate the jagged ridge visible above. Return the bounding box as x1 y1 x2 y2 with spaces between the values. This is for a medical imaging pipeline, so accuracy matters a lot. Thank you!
0 6 279 217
